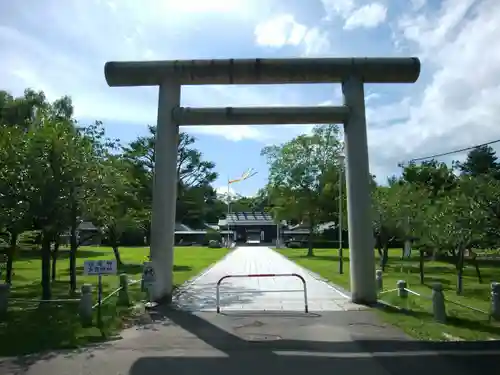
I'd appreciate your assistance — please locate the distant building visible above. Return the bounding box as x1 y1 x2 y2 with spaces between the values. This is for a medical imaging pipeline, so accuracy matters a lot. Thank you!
59 221 102 246
218 212 287 245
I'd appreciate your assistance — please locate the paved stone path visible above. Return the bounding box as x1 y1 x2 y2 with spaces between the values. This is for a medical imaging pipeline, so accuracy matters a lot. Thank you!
173 246 362 312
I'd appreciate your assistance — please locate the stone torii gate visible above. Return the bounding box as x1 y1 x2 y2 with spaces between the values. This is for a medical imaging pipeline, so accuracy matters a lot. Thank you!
104 57 421 305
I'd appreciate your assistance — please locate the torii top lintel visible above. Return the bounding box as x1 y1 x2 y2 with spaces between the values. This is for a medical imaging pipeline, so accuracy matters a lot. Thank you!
104 57 420 87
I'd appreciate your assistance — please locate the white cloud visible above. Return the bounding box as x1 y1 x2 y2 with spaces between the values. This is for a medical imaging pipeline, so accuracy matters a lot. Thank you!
301 28 331 56
368 0 500 181
344 3 388 30
321 0 387 30
215 185 237 202
4 0 500 187
190 124 269 142
254 14 307 47
321 0 356 19
254 15 330 56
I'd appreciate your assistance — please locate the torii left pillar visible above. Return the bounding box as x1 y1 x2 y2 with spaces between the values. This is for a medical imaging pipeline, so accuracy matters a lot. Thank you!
149 80 180 303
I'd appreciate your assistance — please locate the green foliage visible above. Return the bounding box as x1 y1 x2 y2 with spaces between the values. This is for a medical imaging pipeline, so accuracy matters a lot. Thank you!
262 124 344 256
262 125 343 225
457 145 500 178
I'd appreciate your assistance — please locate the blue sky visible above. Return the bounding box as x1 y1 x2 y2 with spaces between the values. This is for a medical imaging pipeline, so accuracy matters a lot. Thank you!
2 0 500 196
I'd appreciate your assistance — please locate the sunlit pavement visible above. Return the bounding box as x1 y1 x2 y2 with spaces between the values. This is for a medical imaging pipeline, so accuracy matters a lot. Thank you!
173 246 358 312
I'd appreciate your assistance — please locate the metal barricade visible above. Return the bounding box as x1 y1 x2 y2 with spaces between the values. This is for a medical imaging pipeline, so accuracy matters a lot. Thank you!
215 273 309 313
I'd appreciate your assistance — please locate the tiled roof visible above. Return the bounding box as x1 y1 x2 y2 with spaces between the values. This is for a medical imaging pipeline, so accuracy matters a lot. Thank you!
225 212 274 225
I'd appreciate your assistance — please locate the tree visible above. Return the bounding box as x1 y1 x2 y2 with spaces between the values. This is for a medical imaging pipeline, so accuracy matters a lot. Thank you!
262 124 343 256
25 117 79 299
0 126 31 283
459 174 500 249
62 120 113 291
419 179 486 294
122 127 218 231
401 160 457 198
457 145 500 178
0 89 48 130
0 90 78 291
90 155 138 265
372 186 397 271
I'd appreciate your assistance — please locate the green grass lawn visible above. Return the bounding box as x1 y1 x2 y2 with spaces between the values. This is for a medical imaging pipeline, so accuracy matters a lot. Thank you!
277 247 500 341
0 245 229 356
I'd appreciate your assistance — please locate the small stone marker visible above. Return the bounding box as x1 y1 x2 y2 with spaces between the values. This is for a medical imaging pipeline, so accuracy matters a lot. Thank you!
79 284 93 327
142 262 157 308
397 280 408 299
491 282 500 321
375 270 383 292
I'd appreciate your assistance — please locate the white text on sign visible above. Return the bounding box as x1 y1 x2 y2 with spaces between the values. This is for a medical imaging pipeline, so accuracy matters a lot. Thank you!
84 259 118 276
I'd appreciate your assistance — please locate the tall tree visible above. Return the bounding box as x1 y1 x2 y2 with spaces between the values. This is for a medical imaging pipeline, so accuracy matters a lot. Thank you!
457 145 500 178
262 125 343 256
90 155 137 265
0 126 31 283
401 160 456 198
25 117 78 299
122 126 218 230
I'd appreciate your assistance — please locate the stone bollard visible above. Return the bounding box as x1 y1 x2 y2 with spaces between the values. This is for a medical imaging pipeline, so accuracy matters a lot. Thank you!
397 280 408 299
376 270 383 292
118 273 130 306
0 283 10 316
79 284 93 327
491 282 500 321
431 282 446 323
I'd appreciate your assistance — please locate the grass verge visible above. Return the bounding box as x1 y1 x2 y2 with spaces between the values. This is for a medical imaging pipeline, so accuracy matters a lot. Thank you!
277 247 500 341
0 245 229 356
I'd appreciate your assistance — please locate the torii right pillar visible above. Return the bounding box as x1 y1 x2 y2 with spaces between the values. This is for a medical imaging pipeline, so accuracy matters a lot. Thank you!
342 75 377 304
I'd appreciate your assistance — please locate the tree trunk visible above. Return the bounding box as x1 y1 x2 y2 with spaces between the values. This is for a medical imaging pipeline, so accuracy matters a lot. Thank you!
376 234 383 258
306 223 314 257
5 231 17 284
377 228 389 271
381 243 389 271
41 231 52 300
112 246 123 265
419 250 425 284
473 260 482 284
456 247 465 295
144 221 151 246
51 236 60 281
109 226 123 265
69 216 78 293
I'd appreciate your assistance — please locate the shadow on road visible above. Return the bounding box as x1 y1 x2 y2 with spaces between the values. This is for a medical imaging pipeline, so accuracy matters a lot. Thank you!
128 306 499 375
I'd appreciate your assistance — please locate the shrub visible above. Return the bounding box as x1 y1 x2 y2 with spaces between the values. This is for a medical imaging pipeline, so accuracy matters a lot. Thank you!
208 239 221 248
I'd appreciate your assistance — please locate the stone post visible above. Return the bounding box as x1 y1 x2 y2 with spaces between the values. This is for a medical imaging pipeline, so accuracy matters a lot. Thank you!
0 283 10 316
397 280 408 299
118 273 130 306
375 270 383 292
149 81 181 303
343 75 377 304
432 282 446 323
491 282 500 321
79 284 93 327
